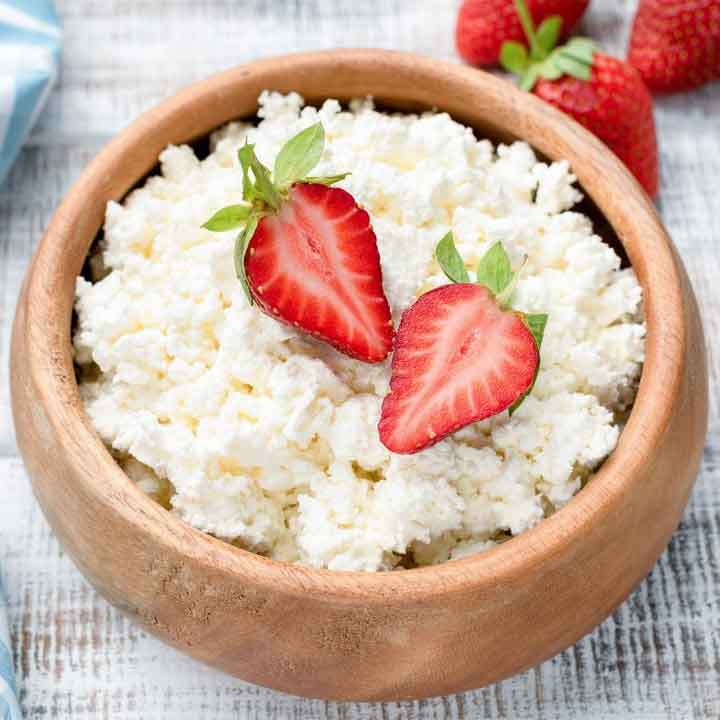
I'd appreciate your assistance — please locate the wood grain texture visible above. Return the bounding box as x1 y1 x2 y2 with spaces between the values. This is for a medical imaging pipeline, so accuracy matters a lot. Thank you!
1 0 719 717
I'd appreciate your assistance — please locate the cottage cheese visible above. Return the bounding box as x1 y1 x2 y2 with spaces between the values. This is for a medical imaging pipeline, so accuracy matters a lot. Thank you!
74 92 645 571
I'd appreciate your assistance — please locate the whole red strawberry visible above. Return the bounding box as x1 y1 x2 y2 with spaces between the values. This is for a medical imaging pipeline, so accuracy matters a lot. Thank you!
534 55 659 197
500 1 659 197
628 0 720 93
203 123 394 363
456 0 589 66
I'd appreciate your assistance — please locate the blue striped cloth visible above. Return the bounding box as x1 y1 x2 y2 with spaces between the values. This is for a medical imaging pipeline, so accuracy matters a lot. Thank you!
1 3 60 714
0 579 21 720
0 0 61 184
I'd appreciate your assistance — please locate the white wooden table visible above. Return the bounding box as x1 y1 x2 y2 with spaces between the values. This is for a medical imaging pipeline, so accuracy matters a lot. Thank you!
1 1 718 717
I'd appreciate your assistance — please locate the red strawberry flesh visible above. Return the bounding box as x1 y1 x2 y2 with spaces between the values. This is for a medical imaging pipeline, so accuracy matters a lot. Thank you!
379 284 538 454
245 182 394 363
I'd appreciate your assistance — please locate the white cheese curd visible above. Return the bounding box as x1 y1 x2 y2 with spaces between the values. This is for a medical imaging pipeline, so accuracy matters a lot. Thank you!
74 92 645 571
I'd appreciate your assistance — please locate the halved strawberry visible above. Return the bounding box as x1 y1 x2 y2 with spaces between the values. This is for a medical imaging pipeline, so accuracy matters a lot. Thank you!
379 284 538 454
245 183 393 362
379 235 543 454
202 122 393 363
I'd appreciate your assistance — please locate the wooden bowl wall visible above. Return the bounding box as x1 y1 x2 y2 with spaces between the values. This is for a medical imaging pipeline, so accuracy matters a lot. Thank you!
10 50 708 701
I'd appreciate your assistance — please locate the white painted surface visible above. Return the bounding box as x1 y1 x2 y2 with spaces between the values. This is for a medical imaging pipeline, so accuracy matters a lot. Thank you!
0 1 718 717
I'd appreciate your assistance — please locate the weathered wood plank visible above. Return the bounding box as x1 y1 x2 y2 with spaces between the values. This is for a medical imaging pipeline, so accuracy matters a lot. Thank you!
1 0 718 717
2 456 719 718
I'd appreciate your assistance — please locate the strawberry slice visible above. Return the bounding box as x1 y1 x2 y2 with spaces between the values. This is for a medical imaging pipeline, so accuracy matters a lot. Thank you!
245 182 393 362
202 122 393 363
378 283 538 454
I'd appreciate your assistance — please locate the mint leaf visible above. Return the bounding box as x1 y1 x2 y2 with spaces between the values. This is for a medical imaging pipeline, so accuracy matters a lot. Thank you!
203 204 251 231
500 42 529 75
237 143 279 209
234 214 260 305
476 242 513 296
536 16 562 56
509 312 548 415
274 123 325 189
436 231 470 284
304 172 350 186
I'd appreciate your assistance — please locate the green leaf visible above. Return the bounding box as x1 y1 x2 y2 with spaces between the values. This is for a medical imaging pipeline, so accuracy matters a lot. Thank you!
523 313 548 350
238 143 256 202
234 214 260 305
537 57 564 81
476 242 513 296
436 231 470 284
508 312 548 415
273 123 325 189
536 16 562 56
496 255 527 307
500 41 529 75
507 4 596 91
237 143 280 209
533 38 597 84
553 49 593 80
202 204 251 232
519 64 541 91
303 172 350 186
560 37 597 64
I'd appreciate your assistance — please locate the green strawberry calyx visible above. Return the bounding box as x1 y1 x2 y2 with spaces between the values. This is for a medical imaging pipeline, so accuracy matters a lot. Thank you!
500 0 598 91
435 232 548 414
201 123 349 305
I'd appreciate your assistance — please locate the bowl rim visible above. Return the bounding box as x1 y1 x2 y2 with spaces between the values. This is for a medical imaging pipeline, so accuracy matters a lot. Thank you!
21 49 684 601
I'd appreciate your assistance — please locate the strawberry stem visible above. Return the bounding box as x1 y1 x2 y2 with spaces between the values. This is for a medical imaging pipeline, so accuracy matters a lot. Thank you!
501 1 597 92
515 0 541 60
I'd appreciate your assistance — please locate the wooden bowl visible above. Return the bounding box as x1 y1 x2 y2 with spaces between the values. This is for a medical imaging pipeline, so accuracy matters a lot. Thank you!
10 50 708 701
